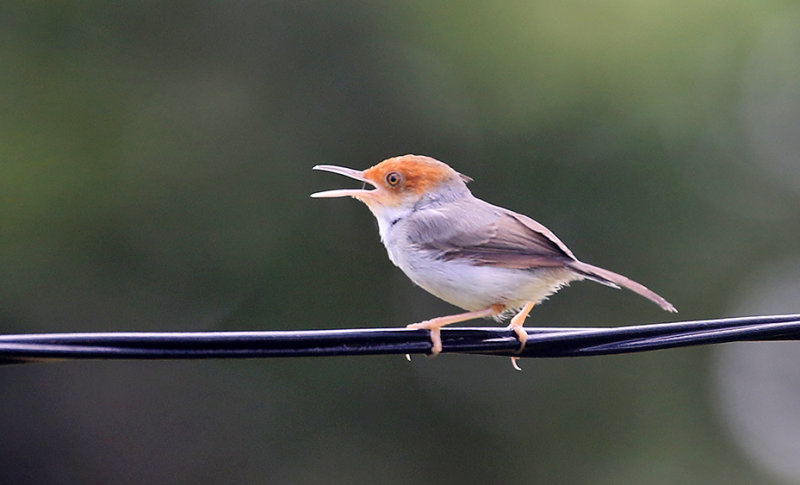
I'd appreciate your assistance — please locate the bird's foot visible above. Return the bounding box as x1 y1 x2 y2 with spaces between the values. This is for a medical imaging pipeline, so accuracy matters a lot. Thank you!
506 301 534 370
407 321 442 356
506 320 529 352
506 325 528 371
505 322 527 370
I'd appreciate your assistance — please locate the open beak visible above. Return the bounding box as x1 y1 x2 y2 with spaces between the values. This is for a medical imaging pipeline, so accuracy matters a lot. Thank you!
310 165 376 199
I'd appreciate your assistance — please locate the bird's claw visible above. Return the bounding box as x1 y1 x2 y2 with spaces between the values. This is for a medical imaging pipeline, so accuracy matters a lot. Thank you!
507 327 526 369
506 323 528 353
407 322 442 356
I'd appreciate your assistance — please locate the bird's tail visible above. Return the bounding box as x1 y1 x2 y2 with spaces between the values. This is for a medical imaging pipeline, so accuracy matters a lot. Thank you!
568 261 677 313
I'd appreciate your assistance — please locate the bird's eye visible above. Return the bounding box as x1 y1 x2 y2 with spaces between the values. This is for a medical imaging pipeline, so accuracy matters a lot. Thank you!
385 171 403 186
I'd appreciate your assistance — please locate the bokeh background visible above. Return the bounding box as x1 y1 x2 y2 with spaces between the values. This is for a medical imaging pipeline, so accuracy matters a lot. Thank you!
2 2 800 483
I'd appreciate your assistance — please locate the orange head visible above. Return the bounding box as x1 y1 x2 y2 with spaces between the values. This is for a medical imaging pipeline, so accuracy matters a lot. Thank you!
311 155 472 213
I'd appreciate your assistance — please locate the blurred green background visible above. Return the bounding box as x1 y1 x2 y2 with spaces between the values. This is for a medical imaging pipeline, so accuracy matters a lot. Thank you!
2 2 800 483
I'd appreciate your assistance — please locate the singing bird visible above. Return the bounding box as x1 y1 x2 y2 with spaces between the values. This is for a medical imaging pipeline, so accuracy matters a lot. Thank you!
312 155 676 367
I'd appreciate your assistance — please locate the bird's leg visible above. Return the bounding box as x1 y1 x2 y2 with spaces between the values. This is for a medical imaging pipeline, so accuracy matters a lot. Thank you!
507 301 535 371
407 305 504 356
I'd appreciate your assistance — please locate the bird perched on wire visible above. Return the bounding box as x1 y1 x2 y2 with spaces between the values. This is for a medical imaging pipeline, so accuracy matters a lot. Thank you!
312 154 676 369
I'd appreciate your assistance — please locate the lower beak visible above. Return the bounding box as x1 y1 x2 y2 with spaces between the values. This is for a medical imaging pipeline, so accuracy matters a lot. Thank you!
311 165 375 198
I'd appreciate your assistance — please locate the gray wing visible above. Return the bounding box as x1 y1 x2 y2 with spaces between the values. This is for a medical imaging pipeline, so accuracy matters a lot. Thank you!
401 199 678 312
403 200 577 269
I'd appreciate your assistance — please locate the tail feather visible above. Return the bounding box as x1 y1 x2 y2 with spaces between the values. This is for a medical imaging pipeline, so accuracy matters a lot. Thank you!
569 261 677 313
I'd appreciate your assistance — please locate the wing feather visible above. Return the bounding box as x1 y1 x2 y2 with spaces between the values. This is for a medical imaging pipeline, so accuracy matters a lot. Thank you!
404 200 575 269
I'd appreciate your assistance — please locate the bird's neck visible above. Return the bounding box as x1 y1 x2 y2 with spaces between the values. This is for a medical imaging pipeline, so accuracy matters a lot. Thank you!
369 204 415 244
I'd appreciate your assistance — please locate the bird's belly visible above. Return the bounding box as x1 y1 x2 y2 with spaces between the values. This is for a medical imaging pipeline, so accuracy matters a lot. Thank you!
397 254 576 313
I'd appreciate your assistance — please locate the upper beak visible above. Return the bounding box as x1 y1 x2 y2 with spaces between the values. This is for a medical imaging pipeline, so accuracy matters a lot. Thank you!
310 165 376 199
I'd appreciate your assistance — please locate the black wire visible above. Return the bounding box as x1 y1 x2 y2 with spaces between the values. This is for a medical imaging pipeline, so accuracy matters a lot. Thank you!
0 314 798 364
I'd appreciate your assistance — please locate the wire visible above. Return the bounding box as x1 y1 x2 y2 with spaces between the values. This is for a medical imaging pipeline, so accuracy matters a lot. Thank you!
1 314 798 365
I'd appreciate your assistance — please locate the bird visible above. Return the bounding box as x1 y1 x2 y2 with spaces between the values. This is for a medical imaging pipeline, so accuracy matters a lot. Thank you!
311 154 676 369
